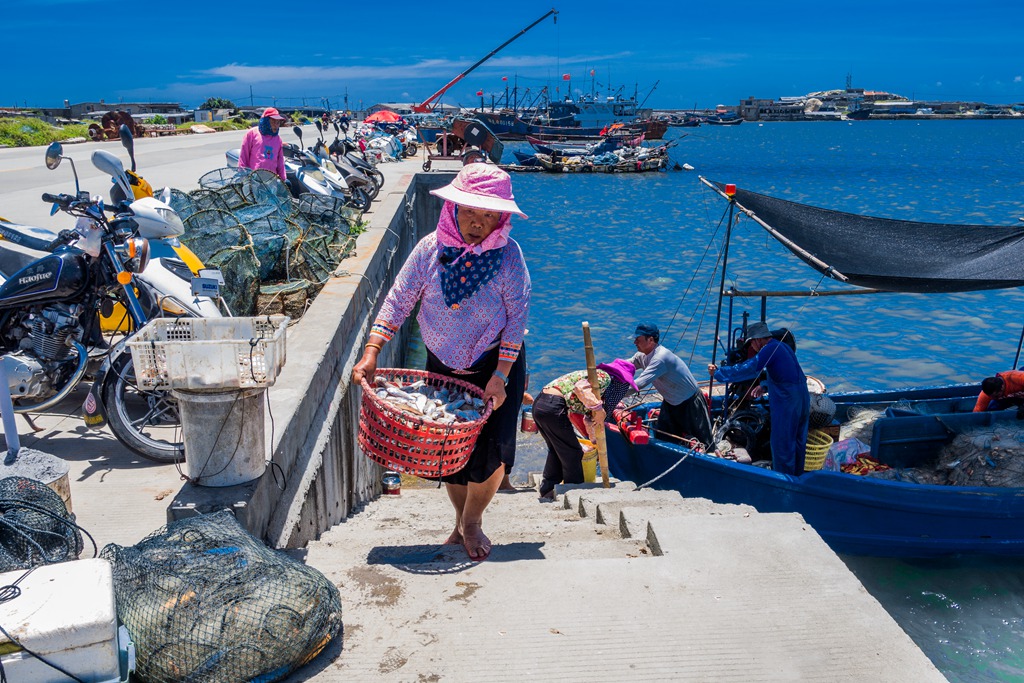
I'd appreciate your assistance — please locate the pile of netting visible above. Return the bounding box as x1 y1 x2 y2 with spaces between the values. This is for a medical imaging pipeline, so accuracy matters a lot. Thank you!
838 405 887 442
864 423 1024 487
0 476 83 572
169 169 360 317
100 510 342 683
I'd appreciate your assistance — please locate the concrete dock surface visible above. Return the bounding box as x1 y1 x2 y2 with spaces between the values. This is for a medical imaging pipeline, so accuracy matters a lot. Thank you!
0 132 947 681
289 481 946 682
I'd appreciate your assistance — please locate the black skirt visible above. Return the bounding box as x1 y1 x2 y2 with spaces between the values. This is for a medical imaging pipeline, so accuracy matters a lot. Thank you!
425 344 526 485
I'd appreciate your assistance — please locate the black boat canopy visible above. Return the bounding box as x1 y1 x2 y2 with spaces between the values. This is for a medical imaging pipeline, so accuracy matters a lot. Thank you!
714 182 1024 293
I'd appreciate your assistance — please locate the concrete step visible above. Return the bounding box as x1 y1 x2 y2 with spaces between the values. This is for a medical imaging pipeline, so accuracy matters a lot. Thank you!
310 487 647 568
290 484 945 682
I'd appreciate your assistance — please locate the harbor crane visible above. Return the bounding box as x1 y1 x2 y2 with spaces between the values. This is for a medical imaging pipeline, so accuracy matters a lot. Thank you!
412 9 558 113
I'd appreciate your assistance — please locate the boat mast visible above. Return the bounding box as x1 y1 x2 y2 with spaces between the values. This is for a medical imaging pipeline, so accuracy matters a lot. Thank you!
708 183 738 401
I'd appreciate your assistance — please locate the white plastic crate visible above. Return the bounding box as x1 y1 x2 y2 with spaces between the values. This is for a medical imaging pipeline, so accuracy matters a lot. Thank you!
127 316 289 391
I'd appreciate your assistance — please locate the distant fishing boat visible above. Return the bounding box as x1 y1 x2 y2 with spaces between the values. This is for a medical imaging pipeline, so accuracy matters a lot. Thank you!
533 149 669 174
705 116 743 126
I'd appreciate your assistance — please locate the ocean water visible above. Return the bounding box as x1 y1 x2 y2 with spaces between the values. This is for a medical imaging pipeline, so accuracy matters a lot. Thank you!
500 121 1024 682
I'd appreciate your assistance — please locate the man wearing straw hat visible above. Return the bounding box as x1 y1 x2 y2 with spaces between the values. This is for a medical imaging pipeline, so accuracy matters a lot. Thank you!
353 164 530 562
708 321 810 475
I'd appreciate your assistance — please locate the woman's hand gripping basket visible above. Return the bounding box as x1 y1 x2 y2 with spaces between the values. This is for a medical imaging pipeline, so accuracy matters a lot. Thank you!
358 369 493 478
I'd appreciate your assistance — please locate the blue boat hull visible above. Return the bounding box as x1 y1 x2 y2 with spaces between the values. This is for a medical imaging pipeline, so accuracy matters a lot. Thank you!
606 390 1024 558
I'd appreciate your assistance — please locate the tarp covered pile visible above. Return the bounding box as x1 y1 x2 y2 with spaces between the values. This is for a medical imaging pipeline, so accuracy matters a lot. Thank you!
169 169 360 316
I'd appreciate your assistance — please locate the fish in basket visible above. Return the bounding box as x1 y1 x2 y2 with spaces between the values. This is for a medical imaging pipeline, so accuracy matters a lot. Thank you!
358 368 493 478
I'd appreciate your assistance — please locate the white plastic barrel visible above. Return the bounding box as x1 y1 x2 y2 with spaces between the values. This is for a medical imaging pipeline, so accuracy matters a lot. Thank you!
174 387 267 487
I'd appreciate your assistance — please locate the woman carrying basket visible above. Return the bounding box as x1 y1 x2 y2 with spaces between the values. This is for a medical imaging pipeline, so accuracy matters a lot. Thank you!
352 164 530 562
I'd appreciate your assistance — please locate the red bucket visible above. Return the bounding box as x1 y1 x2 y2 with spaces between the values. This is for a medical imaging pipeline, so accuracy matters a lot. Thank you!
358 369 492 478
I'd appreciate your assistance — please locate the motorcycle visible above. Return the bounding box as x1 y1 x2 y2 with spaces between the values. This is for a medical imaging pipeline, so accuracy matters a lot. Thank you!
0 142 184 462
306 123 378 202
296 125 373 212
326 122 385 195
94 125 224 320
383 123 419 157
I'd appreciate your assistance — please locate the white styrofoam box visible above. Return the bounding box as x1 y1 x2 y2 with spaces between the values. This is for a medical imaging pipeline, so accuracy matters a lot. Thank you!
127 315 289 391
0 558 125 683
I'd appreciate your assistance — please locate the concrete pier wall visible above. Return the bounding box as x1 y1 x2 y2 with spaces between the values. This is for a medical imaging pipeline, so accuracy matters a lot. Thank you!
169 170 453 548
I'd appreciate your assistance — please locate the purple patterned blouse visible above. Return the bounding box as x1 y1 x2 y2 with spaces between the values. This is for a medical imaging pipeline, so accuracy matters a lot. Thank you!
372 232 531 370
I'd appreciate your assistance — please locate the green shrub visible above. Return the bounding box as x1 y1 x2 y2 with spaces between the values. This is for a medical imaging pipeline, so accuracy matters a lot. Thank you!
0 117 90 147
151 114 168 125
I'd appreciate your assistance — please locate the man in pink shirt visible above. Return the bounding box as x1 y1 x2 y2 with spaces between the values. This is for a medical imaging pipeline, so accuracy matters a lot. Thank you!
238 107 287 181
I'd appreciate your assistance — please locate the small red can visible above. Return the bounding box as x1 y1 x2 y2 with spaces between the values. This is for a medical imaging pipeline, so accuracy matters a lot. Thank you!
520 407 538 433
382 471 401 495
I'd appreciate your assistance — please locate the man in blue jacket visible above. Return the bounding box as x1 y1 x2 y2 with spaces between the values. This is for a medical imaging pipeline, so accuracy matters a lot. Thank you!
708 321 810 475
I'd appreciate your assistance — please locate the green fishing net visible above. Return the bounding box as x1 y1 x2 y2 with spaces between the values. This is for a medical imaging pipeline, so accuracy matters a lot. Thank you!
101 510 342 683
170 170 360 318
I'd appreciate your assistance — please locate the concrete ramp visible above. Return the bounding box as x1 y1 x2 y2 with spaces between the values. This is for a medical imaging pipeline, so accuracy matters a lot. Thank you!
294 483 946 682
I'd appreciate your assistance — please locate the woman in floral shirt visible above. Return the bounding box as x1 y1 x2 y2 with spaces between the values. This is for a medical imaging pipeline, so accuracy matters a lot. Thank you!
353 164 530 561
534 359 637 500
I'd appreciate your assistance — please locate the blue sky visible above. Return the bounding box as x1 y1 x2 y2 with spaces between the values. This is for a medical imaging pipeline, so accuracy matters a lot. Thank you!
6 0 1023 110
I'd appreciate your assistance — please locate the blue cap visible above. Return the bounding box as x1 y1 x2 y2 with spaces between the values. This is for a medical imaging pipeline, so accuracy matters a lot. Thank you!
632 322 660 341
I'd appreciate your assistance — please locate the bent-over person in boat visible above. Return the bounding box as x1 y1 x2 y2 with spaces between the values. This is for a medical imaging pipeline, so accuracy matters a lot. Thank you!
974 370 1024 415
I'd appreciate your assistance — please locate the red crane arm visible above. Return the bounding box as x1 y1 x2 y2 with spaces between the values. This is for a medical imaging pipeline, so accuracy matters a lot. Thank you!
413 9 558 113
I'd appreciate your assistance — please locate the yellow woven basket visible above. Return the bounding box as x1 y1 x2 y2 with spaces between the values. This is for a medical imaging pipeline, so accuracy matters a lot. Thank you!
804 429 834 471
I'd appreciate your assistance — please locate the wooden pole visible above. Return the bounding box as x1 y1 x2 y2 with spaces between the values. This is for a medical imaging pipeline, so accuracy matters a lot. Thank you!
582 322 610 487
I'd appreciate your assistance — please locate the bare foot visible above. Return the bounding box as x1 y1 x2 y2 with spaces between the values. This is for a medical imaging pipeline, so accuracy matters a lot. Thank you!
444 527 463 545
461 522 491 561
498 474 516 491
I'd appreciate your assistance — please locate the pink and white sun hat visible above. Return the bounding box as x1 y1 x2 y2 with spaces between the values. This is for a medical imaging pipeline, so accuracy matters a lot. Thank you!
429 164 527 219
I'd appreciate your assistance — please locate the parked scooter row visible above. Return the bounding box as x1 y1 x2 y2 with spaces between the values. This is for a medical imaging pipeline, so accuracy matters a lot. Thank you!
226 124 383 212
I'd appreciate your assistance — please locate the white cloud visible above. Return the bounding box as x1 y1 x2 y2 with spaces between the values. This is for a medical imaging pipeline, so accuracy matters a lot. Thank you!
200 53 635 85
1015 76 1022 83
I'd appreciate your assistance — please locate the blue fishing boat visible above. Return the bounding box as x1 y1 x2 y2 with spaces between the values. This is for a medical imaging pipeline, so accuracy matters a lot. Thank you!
605 178 1024 558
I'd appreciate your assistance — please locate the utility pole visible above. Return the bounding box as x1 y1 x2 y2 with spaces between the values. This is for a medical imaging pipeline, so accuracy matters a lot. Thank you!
250 86 254 107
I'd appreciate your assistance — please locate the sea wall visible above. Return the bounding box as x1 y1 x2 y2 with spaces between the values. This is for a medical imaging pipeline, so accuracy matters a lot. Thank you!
168 170 454 548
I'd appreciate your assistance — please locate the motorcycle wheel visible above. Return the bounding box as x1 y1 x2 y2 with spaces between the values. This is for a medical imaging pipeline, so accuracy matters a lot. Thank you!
103 352 185 463
346 187 372 212
368 169 385 190
403 142 418 157
363 181 380 202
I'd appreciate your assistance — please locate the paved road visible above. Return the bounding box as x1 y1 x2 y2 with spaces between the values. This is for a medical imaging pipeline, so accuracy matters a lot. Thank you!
0 127 283 230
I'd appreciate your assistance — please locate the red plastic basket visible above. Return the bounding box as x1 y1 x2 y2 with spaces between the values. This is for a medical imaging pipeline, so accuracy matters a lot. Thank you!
358 368 493 478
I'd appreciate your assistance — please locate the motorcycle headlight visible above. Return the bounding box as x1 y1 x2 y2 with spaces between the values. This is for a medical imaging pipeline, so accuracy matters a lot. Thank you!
124 237 151 273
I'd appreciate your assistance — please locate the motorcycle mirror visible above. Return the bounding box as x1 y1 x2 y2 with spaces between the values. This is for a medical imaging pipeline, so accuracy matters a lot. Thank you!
315 120 323 133
118 124 137 172
92 149 133 203
44 142 63 170
332 121 340 134
293 126 303 144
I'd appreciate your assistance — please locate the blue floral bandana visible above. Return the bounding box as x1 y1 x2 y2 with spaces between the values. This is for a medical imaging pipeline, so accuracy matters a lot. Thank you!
438 244 504 308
